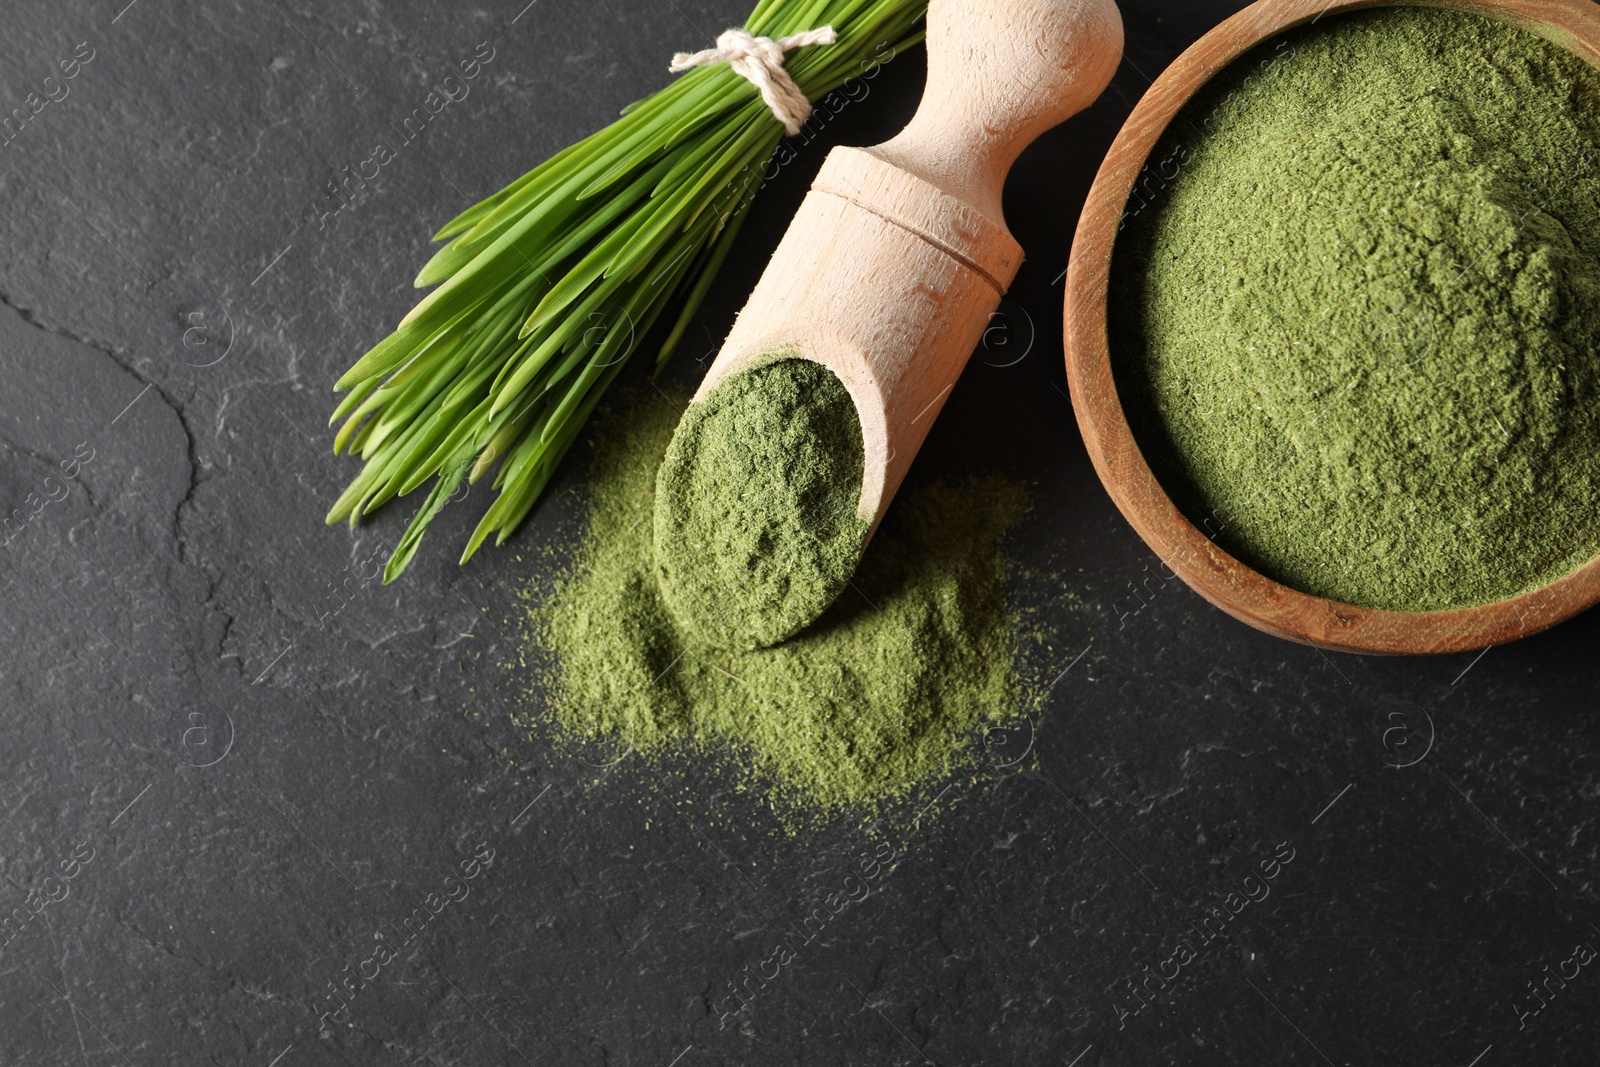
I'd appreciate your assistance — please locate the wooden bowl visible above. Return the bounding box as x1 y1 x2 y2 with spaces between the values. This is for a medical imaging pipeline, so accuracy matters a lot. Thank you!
1063 0 1600 655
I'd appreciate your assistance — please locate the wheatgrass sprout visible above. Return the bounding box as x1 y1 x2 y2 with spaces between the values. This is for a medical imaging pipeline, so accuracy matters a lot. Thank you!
326 0 926 582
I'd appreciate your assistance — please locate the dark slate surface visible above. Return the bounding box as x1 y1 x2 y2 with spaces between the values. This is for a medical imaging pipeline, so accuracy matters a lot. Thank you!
2 1 1597 1064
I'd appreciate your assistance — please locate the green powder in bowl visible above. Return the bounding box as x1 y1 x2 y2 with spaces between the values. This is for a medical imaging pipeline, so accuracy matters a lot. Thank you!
654 358 871 650
1110 7 1600 612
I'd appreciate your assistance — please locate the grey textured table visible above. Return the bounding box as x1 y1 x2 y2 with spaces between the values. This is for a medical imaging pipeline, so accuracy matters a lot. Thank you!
2 1 1597 1064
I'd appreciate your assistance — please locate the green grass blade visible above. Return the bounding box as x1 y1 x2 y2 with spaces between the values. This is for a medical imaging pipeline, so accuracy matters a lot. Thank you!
329 0 927 574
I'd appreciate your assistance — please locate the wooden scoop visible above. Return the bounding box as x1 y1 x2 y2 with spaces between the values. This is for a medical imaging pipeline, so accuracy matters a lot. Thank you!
692 0 1125 535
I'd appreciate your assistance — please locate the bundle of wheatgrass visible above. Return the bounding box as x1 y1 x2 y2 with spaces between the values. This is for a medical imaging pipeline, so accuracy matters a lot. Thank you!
326 0 926 581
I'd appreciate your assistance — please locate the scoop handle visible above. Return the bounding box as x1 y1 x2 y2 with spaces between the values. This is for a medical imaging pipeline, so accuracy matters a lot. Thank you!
695 0 1125 534
869 0 1125 226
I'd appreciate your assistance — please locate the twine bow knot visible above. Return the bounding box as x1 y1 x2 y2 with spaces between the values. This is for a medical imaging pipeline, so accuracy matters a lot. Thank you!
670 26 837 136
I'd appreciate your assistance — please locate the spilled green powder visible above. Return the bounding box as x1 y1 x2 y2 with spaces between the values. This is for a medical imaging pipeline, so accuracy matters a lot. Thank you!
534 388 1029 814
654 358 871 650
1111 8 1600 611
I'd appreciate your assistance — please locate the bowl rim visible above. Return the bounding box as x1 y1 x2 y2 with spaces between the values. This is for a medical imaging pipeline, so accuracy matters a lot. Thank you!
1063 0 1600 655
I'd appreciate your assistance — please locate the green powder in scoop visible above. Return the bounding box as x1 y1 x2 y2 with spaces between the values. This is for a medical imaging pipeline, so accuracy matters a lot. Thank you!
1111 8 1600 611
654 358 872 650
529 387 1031 814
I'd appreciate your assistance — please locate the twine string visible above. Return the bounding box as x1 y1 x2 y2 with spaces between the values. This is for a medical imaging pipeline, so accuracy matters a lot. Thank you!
670 26 837 136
